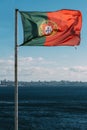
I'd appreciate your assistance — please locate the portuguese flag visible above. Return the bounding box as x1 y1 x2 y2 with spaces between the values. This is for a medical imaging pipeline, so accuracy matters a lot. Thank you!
20 9 82 46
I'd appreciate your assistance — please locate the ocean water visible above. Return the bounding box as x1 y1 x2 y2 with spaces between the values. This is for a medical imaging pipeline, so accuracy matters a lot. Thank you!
0 86 87 130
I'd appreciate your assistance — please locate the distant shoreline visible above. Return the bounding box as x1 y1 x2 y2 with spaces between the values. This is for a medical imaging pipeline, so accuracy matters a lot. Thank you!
0 80 87 87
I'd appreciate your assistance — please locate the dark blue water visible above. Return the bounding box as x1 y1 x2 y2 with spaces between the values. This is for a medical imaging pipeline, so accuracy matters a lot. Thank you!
0 86 87 130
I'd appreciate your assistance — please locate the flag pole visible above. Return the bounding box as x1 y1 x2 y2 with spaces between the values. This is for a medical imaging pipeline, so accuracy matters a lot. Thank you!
15 9 18 130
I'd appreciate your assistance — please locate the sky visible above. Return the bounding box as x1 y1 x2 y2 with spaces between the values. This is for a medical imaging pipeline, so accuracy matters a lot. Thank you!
0 0 87 81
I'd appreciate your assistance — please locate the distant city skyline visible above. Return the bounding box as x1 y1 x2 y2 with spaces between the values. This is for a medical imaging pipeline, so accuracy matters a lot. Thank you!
0 0 87 81
1 79 87 88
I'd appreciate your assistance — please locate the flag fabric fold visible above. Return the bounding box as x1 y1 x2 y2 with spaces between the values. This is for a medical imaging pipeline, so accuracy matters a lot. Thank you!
19 9 82 46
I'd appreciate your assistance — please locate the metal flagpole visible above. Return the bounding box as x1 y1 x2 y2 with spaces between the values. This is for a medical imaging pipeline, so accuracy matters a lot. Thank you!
15 9 18 130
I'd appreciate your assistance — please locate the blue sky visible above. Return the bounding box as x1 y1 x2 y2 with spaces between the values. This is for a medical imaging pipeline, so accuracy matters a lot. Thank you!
0 0 87 81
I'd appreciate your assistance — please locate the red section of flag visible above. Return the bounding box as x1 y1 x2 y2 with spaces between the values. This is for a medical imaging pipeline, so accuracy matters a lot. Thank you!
44 9 82 46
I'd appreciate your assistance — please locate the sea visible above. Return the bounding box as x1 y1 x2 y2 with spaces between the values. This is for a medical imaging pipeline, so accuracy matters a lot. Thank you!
0 85 87 130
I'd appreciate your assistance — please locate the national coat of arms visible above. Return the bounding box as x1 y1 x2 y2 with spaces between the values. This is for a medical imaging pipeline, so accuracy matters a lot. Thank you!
39 20 58 37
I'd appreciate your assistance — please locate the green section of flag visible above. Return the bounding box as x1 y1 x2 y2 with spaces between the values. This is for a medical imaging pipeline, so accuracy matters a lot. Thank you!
20 11 47 46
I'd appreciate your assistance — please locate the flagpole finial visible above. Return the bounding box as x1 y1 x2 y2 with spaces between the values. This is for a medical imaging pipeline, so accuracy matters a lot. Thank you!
15 9 19 12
